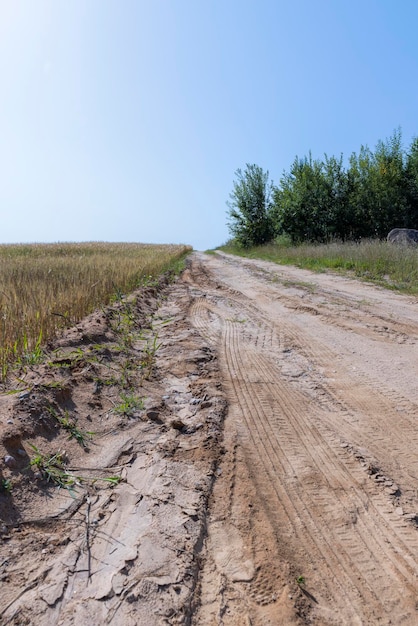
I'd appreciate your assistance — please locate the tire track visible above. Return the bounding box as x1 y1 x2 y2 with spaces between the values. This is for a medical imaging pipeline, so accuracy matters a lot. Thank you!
188 253 418 625
223 321 375 622
226 313 418 616
193 270 418 492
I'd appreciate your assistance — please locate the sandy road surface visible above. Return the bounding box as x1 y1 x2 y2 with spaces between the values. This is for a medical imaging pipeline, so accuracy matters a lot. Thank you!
186 251 418 625
1 251 418 625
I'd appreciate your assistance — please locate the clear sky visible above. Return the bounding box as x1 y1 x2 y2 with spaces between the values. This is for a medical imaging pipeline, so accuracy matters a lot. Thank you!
1 1 417 250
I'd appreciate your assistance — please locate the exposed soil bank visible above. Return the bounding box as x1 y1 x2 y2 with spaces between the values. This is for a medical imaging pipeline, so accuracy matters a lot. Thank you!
0 270 226 625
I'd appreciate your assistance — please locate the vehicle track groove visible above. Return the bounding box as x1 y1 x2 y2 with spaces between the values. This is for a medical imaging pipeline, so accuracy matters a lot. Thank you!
188 253 418 624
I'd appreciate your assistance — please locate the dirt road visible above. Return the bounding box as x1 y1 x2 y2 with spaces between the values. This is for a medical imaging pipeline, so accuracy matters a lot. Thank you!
187 251 418 626
1 251 418 625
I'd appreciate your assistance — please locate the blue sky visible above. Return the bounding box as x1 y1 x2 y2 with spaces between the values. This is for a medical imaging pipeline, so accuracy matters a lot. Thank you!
1 1 417 250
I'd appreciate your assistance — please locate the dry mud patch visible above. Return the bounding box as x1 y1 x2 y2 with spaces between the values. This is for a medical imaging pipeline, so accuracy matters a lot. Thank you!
0 274 226 625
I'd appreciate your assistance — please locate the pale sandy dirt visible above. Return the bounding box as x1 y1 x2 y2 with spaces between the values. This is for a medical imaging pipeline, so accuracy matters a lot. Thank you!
1 251 418 625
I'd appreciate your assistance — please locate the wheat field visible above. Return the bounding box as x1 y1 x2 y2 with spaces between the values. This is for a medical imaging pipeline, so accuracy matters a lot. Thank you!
0 242 191 381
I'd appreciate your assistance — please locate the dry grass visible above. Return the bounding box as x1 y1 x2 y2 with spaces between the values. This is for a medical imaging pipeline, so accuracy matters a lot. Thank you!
0 242 191 381
220 239 418 293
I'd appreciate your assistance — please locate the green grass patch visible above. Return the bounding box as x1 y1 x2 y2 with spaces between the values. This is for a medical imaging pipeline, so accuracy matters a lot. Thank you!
219 239 418 294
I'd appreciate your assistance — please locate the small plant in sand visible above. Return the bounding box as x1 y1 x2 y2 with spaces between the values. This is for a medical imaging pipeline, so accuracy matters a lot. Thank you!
111 304 136 341
114 393 144 417
28 445 76 490
92 475 123 486
15 330 44 366
118 357 136 389
49 347 85 369
0 478 12 494
37 380 66 390
28 444 124 491
47 406 93 448
140 332 162 380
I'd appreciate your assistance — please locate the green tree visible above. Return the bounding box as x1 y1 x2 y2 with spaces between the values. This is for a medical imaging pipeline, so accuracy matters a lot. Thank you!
370 129 408 236
272 154 332 243
272 129 413 244
346 145 377 239
227 164 274 247
322 154 353 241
346 129 408 238
404 136 418 225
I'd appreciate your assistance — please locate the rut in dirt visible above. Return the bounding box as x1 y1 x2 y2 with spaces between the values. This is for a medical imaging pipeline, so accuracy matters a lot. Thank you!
186 251 418 626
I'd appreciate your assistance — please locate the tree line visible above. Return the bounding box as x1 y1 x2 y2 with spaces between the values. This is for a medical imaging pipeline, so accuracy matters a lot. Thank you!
227 129 418 247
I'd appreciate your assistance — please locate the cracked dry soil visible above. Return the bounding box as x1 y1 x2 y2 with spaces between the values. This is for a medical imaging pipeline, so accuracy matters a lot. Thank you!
2 251 418 625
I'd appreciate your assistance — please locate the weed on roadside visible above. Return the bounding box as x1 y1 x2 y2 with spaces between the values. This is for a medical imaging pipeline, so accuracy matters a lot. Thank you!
38 380 66 390
16 330 44 367
93 375 118 388
28 444 124 492
220 239 418 294
28 445 76 490
101 475 123 486
140 332 162 380
0 478 12 494
113 393 144 417
47 406 93 448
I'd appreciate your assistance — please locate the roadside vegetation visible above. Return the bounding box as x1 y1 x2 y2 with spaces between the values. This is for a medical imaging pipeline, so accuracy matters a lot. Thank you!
227 128 418 247
220 238 418 294
0 242 191 380
224 127 418 294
